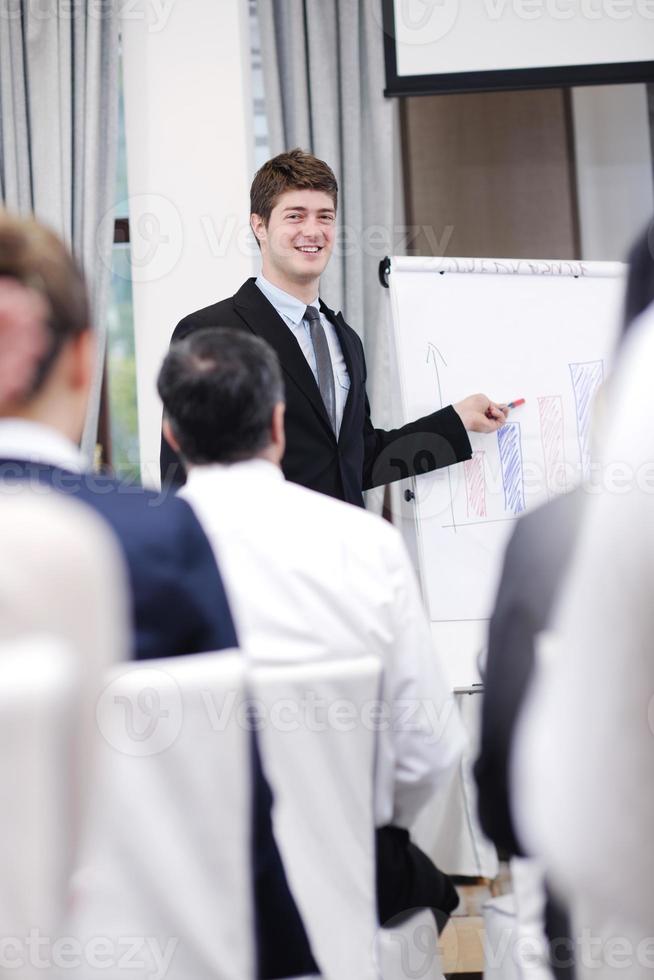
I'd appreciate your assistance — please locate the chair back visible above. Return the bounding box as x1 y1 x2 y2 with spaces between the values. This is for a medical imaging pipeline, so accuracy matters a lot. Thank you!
68 652 254 980
250 655 381 980
0 636 78 952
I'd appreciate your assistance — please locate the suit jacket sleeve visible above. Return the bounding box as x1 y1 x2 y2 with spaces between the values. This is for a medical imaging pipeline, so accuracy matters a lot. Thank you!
134 497 238 660
358 336 472 491
175 499 239 654
474 520 536 857
474 492 582 857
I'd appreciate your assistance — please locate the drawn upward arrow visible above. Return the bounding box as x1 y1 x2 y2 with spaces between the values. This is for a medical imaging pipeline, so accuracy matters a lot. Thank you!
426 342 448 410
425 342 457 532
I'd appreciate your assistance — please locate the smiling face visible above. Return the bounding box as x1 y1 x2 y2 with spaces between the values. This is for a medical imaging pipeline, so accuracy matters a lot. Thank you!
251 189 336 300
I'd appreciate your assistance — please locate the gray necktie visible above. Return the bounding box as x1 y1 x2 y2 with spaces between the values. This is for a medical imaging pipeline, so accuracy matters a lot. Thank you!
304 305 336 431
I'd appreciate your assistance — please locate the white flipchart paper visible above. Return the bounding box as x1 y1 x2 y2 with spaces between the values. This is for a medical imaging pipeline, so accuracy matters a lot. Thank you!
388 256 625 686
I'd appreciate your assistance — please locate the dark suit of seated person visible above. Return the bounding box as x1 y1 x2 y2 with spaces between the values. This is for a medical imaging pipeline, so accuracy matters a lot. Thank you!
0 212 316 980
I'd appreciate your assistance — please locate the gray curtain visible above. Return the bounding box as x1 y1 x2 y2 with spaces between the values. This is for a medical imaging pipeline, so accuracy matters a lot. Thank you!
257 0 402 436
0 1 119 462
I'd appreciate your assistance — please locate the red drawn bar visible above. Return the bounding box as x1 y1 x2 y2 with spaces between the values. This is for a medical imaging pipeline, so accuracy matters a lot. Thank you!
538 395 566 496
464 451 487 518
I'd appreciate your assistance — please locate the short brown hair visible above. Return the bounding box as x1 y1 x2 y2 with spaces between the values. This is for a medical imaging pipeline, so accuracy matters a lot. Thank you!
250 148 338 224
0 211 90 391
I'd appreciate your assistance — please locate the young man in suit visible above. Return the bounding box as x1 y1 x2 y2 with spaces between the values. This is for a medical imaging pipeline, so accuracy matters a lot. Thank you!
159 325 468 935
161 148 508 504
0 212 236 661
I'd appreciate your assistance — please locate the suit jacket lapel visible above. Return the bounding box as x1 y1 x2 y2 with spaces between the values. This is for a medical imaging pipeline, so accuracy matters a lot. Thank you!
234 280 334 435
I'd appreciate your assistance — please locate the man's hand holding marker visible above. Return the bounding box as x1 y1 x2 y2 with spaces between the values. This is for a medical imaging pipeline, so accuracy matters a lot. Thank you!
454 394 526 434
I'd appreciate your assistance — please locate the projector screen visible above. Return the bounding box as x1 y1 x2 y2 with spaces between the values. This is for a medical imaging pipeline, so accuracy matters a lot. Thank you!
382 0 654 95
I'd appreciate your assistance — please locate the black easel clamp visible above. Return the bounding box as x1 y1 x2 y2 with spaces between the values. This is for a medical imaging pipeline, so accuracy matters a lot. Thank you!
379 256 391 288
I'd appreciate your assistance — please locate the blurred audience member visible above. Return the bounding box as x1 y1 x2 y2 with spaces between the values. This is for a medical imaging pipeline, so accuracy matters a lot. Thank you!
475 218 654 979
475 489 582 980
623 220 654 332
0 212 236 660
514 298 654 973
513 221 654 966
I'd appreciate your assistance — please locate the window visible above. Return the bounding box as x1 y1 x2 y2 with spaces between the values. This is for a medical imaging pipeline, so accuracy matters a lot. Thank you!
104 57 140 482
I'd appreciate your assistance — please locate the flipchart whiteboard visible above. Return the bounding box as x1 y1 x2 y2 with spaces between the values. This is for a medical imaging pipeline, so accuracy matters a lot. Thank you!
388 256 626 688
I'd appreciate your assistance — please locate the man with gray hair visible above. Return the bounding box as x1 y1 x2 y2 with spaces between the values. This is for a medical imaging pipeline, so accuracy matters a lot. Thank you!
158 326 467 932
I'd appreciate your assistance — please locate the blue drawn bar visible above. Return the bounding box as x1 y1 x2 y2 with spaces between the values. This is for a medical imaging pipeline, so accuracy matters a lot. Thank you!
569 360 604 480
497 422 526 515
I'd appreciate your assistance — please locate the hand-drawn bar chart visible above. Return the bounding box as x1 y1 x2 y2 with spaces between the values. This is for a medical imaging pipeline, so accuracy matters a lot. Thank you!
497 422 526 515
389 257 624 686
569 360 604 480
428 345 609 528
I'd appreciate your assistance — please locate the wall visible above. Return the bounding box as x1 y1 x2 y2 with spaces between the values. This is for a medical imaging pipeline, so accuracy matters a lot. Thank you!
401 84 654 264
121 1 256 487
401 88 580 260
572 84 654 260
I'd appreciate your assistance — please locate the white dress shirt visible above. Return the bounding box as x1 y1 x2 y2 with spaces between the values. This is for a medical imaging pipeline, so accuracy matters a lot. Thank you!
180 458 466 828
513 305 654 937
255 274 350 435
0 418 84 472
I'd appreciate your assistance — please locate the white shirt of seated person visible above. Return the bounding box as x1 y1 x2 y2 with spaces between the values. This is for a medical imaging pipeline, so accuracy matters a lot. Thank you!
171 402 467 830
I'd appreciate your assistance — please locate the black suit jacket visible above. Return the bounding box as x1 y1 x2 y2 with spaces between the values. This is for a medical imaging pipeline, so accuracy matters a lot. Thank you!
0 459 237 661
161 279 472 506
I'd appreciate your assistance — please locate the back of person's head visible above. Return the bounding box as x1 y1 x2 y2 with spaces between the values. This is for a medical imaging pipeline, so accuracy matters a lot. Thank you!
158 327 285 465
623 219 654 333
0 211 90 411
250 148 338 225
